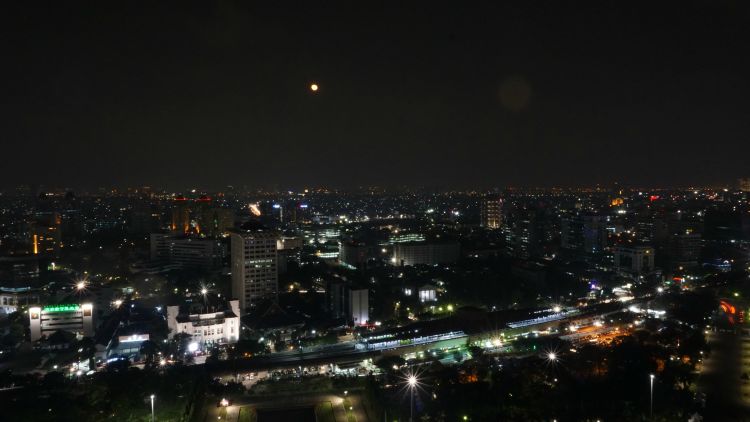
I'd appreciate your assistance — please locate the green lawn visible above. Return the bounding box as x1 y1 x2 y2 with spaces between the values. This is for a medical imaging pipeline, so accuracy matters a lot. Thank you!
238 406 257 422
314 401 336 422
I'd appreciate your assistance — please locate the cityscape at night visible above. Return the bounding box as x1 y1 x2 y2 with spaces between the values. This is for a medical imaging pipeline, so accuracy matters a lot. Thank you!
2 2 750 422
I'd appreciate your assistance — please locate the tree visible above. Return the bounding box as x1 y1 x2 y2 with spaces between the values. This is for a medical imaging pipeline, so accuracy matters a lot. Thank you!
140 340 159 366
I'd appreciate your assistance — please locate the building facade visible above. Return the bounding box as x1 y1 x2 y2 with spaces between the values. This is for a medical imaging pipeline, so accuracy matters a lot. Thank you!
613 245 655 276
480 195 503 229
392 242 460 266
29 303 94 341
349 288 369 326
150 233 223 270
167 300 240 348
230 224 278 313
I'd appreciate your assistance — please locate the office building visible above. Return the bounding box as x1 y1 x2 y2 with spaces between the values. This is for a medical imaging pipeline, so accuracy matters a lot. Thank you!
0 286 41 315
150 233 223 270
613 245 655 276
668 232 701 270
31 212 62 257
29 302 94 341
349 288 369 326
481 195 503 229
230 223 278 313
561 214 609 255
392 241 460 266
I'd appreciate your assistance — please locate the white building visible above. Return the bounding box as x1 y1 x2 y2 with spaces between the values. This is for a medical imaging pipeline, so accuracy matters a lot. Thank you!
418 284 437 302
167 300 240 347
231 223 278 313
29 303 94 341
0 287 41 315
349 289 369 326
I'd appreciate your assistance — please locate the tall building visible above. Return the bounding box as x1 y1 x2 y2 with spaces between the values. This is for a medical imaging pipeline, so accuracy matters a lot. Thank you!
349 289 369 326
480 195 503 229
561 214 609 255
738 178 750 192
668 232 701 270
170 195 234 237
230 223 278 314
150 233 223 270
170 196 192 233
30 212 62 257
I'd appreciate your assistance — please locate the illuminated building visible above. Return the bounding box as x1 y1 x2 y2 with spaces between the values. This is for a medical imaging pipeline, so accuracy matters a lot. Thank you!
170 195 234 236
480 195 503 229
170 195 191 233
29 303 94 341
30 212 62 257
167 300 240 348
230 223 278 313
0 286 41 315
349 288 369 326
418 284 437 302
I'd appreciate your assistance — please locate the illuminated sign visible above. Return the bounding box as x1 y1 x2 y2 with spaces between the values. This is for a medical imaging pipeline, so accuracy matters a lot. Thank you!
43 304 80 313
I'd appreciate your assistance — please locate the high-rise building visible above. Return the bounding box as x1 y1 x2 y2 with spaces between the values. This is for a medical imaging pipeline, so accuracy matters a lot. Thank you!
561 214 609 255
230 223 278 314
30 212 62 257
668 232 701 270
170 196 192 233
170 195 234 237
738 178 750 192
349 289 369 326
481 195 503 229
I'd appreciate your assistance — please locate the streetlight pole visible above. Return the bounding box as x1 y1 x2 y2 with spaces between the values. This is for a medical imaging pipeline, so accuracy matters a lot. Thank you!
150 394 155 422
649 374 655 419
408 375 417 422
410 387 414 422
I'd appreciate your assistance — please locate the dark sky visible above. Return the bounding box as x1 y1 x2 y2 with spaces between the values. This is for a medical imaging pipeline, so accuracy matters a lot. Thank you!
2 1 748 190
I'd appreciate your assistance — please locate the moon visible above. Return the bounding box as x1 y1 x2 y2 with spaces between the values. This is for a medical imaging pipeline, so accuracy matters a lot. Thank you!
310 83 319 92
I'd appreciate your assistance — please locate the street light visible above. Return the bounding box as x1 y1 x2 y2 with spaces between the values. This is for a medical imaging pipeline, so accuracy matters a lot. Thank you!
150 394 155 422
649 374 655 419
547 352 557 362
407 374 418 422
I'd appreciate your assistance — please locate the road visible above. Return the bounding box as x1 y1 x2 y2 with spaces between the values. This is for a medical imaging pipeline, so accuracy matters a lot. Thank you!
696 329 750 421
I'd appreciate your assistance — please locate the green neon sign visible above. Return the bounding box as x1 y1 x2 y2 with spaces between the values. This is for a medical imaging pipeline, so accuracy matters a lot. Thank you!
43 304 80 313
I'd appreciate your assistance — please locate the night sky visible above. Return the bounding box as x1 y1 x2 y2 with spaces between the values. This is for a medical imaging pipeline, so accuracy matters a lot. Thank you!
2 2 748 190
